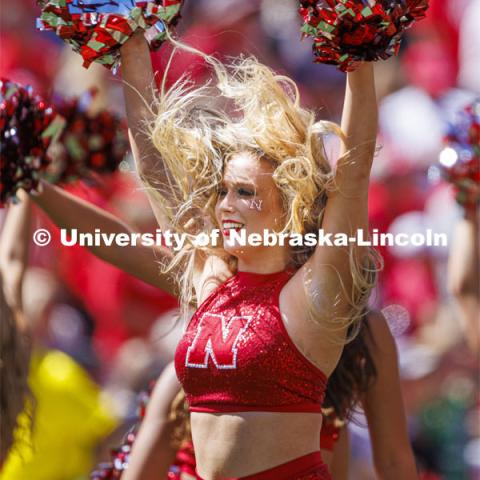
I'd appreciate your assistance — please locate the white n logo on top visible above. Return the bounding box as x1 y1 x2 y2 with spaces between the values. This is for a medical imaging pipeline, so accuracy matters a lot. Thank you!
185 313 252 369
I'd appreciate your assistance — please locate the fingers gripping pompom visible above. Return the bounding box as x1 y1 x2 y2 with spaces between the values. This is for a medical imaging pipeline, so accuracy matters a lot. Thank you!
299 0 430 72
46 89 129 183
439 99 480 210
0 79 61 206
36 0 184 71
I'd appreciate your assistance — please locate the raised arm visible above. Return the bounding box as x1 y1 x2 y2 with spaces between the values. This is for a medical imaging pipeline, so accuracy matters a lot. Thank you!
338 64 378 166
28 182 177 296
447 208 480 353
0 197 32 321
290 66 377 316
283 65 378 373
120 33 179 230
362 312 418 479
0 200 33 464
319 63 377 261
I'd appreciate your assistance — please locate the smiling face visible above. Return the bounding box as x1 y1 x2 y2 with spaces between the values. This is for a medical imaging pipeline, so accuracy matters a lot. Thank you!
215 151 289 271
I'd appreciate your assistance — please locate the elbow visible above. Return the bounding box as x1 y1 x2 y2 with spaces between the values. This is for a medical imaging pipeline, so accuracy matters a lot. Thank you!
341 142 376 171
0 250 19 268
0 273 24 313
0 256 23 282
448 276 479 299
374 451 419 480
333 161 373 197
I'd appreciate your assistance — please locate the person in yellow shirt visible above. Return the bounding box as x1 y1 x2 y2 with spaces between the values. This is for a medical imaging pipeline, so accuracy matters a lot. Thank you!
0 197 118 480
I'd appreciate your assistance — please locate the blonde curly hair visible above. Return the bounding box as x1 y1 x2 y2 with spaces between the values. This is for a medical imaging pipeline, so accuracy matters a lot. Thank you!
140 41 380 333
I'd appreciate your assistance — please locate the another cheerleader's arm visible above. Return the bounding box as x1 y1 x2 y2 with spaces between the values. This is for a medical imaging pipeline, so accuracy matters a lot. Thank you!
28 182 177 296
120 33 179 231
123 362 182 480
0 197 32 330
362 312 418 479
447 209 480 353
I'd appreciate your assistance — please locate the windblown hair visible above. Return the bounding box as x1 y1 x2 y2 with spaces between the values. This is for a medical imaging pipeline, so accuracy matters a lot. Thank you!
169 389 191 450
0 275 33 463
142 39 380 331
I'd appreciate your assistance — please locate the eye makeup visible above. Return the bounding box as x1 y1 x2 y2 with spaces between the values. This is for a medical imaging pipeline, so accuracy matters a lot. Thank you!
217 181 257 198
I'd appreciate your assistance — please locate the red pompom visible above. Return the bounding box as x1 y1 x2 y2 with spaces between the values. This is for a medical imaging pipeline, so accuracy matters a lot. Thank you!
37 0 184 71
45 89 129 184
299 0 430 72
439 99 480 210
0 79 61 206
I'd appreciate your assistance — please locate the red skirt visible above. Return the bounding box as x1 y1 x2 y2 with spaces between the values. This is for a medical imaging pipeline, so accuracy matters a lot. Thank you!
168 448 331 480
238 452 331 480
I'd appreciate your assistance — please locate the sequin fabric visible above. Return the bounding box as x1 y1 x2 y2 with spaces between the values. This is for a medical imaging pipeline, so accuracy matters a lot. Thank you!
167 446 331 480
175 270 327 413
167 441 199 479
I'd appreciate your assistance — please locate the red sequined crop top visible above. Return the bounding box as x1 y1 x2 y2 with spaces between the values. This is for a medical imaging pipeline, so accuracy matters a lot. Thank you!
174 270 328 413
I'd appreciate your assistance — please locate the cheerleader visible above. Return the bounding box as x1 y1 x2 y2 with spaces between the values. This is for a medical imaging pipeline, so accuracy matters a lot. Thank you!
116 30 382 478
29 32 381 479
22 181 413 478
119 312 417 480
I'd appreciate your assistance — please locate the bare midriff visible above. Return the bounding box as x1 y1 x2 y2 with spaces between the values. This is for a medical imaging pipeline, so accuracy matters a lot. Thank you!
191 411 323 479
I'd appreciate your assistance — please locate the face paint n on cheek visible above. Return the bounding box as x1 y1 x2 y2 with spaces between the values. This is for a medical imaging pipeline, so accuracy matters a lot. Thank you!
248 199 263 211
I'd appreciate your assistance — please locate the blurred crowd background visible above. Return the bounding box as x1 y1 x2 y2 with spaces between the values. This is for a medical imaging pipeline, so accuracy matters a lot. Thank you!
0 0 479 479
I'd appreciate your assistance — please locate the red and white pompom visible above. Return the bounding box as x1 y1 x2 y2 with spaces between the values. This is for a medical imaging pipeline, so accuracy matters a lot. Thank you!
37 0 184 71
439 99 480 210
299 0 429 72
46 89 129 184
0 79 61 206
